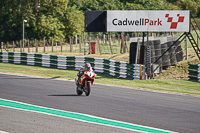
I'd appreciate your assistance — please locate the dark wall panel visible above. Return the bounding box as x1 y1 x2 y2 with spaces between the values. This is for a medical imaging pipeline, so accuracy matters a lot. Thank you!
129 42 138 64
85 11 106 32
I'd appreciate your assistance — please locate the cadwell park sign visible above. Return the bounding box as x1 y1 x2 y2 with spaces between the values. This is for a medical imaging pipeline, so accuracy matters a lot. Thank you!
107 10 190 32
85 10 190 32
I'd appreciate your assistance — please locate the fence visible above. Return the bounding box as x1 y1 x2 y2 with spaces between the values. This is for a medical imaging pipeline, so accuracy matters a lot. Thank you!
188 63 200 82
1 32 177 55
0 34 130 55
0 52 145 80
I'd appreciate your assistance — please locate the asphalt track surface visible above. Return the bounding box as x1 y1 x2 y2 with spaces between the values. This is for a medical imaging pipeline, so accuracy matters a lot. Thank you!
0 73 200 133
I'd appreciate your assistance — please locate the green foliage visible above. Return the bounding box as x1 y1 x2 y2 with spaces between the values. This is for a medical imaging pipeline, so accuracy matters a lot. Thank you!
0 0 200 42
126 0 167 10
35 15 65 40
68 0 124 11
63 6 84 37
0 0 33 41
176 0 200 17
0 0 83 41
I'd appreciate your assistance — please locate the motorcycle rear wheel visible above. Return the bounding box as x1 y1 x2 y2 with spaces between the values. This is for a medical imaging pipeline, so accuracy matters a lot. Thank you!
85 82 91 96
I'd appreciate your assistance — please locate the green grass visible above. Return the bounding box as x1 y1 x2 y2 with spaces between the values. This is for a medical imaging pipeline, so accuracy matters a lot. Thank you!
0 63 200 96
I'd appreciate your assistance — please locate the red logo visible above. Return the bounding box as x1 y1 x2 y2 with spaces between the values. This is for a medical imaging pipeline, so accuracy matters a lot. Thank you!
165 14 184 29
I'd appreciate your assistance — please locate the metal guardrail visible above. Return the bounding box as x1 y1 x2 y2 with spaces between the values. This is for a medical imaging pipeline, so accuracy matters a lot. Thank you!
0 52 145 80
188 63 200 82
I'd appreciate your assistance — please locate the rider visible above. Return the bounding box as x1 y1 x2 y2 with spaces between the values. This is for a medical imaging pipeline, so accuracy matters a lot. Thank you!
77 63 93 80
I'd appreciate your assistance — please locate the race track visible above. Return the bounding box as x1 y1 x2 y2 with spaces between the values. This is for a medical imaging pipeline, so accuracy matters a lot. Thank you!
0 73 199 133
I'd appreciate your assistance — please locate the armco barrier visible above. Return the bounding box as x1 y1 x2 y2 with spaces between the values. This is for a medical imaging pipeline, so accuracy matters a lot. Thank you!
0 52 145 80
188 63 200 82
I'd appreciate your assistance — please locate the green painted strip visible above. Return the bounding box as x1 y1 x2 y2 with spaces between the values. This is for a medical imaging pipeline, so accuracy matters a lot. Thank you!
0 99 174 133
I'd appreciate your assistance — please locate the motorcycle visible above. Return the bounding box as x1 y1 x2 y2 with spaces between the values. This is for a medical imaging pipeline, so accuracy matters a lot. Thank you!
75 68 96 96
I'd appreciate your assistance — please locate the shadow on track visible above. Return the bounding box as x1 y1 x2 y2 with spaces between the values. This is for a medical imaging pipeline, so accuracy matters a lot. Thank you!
3 76 61 80
48 94 81 97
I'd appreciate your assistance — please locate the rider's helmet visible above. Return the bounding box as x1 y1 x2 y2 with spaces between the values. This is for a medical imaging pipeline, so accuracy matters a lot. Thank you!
84 63 91 71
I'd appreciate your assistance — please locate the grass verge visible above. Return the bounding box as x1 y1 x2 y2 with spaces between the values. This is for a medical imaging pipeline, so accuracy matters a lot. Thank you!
0 63 200 96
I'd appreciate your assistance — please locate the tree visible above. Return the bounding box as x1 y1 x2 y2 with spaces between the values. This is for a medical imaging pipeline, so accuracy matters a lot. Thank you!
63 6 84 38
34 14 65 40
1 0 200 43
38 0 84 39
0 0 34 41
176 0 199 17
68 0 124 11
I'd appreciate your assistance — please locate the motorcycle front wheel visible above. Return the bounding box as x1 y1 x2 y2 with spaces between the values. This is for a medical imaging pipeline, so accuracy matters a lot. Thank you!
76 86 83 96
85 82 91 96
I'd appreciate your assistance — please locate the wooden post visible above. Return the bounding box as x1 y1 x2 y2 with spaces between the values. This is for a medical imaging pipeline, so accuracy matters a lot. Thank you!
127 34 129 41
97 35 102 55
125 36 129 53
185 36 188 60
31 40 33 53
118 34 120 44
75 35 77 44
123 35 126 53
120 33 124 54
39 40 41 51
1 42 2 52
89 37 91 54
6 42 8 52
28 39 30 53
109 35 113 54
61 37 62 52
139 64 143 80
70 36 72 52
34 39 36 52
52 38 54 52
35 39 36 52
79 35 82 53
107 35 109 44
6 42 8 51
13 41 15 52
66 39 68 51
105 35 107 45
23 40 25 52
100 36 102 44
20 40 22 52
43 38 45 53
35 39 38 53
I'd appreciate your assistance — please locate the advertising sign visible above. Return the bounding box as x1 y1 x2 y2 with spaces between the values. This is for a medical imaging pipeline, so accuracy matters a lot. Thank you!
107 10 190 32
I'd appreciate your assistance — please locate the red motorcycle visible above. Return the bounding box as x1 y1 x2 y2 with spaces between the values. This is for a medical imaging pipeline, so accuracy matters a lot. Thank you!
75 68 96 96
